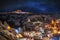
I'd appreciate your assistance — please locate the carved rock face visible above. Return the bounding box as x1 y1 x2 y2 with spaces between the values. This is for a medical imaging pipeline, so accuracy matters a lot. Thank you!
0 30 17 40
22 14 52 31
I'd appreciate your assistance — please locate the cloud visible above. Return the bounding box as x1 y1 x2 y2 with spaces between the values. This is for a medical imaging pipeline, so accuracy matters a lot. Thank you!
1 1 60 13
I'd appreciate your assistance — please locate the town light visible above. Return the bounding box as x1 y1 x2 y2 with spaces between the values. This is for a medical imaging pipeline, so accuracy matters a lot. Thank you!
58 31 60 34
51 20 55 24
7 25 11 30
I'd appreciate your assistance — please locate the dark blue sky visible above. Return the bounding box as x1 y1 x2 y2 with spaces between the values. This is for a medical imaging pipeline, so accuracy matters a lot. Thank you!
0 0 60 14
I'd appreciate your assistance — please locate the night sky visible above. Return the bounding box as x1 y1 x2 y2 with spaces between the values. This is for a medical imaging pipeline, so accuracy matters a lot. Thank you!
0 0 60 14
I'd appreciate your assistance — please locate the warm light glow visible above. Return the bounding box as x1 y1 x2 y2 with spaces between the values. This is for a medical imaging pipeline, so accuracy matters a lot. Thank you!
19 34 23 38
16 35 19 38
56 20 59 23
7 26 11 30
51 19 58 34
16 10 22 12
51 20 55 24
53 27 57 30
47 34 50 37
58 31 60 34
16 34 23 38
53 30 58 34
